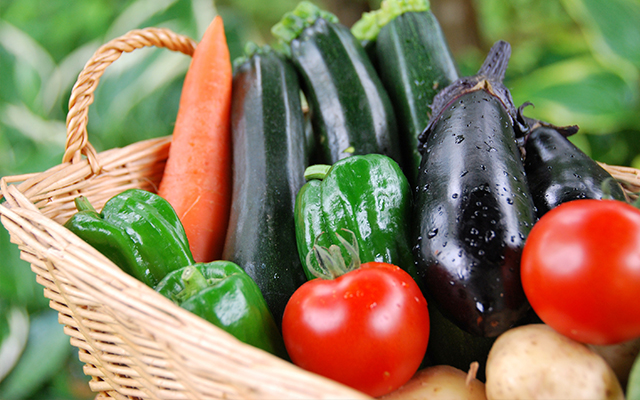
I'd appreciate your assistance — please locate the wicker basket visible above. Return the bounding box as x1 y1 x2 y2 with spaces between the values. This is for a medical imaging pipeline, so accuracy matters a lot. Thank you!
1 27 639 400
0 27 370 400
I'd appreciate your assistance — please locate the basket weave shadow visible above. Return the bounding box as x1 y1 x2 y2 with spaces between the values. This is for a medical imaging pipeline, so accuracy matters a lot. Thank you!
0 27 370 400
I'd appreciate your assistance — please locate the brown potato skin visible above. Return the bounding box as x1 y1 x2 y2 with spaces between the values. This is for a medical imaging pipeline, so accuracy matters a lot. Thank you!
380 365 487 400
485 324 624 400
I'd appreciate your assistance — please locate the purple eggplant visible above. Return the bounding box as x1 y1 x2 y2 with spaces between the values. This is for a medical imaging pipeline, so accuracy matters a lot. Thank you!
522 117 627 218
413 41 535 337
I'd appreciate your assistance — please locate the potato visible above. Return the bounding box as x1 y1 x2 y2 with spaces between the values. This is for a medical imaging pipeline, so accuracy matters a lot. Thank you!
379 364 487 400
485 324 624 400
588 336 640 388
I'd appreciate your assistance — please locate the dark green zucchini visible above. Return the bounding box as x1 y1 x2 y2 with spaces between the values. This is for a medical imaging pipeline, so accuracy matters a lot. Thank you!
271 1 402 166
352 0 459 186
424 295 495 381
413 41 535 337
522 116 628 218
222 44 308 327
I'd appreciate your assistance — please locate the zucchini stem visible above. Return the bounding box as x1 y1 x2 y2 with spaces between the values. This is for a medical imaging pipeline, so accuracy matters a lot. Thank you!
271 1 339 45
351 0 430 42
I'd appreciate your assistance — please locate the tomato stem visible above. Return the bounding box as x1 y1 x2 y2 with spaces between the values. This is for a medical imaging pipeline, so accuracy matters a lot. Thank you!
306 229 361 279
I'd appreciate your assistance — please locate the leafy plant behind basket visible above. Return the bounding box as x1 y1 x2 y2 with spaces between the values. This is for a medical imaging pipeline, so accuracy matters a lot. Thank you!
1 0 640 398
473 0 640 168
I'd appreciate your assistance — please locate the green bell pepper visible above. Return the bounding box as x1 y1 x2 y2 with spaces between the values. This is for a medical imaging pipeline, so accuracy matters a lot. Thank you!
155 261 287 358
294 154 416 280
64 189 194 288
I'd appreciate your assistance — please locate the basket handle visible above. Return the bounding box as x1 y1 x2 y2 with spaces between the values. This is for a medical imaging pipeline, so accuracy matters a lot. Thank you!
64 27 197 174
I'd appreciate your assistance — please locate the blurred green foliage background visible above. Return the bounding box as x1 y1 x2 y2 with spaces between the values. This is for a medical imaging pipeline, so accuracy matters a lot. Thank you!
0 0 639 398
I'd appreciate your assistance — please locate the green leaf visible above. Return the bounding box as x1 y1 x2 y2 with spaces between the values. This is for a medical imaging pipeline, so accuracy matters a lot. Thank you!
104 0 181 40
0 229 48 310
0 310 71 400
0 305 29 383
509 55 639 133
0 21 56 91
562 0 640 74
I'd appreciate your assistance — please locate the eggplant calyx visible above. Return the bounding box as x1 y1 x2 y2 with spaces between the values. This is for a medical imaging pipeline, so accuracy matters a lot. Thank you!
518 101 580 140
418 40 518 153
521 103 579 137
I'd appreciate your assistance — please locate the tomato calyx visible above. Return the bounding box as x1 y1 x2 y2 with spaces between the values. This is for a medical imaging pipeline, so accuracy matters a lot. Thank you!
306 229 361 280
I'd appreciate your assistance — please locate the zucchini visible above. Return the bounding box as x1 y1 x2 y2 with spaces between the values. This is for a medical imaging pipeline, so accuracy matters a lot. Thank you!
352 0 459 186
271 1 402 166
413 41 536 337
222 44 308 327
425 295 496 381
522 116 628 218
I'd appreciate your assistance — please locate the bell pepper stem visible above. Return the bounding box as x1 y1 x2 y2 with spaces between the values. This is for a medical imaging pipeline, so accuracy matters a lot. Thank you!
74 196 97 213
304 164 332 181
179 266 209 300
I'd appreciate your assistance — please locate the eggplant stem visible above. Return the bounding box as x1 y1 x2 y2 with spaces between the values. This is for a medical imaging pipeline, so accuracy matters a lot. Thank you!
477 40 511 82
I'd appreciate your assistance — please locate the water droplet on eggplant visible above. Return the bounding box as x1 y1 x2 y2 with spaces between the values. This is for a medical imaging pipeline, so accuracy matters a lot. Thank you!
485 230 496 241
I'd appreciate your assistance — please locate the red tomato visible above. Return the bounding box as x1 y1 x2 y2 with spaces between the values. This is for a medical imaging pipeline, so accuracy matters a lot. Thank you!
521 199 640 345
282 262 430 397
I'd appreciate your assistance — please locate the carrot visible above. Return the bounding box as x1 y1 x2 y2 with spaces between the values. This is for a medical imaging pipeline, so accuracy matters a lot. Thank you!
158 15 232 263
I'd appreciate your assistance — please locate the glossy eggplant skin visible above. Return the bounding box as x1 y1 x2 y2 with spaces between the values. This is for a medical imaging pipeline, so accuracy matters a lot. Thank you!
523 120 627 218
413 41 535 337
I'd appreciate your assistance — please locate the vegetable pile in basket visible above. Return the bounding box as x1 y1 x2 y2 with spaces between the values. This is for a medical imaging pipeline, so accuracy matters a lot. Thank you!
63 0 640 398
